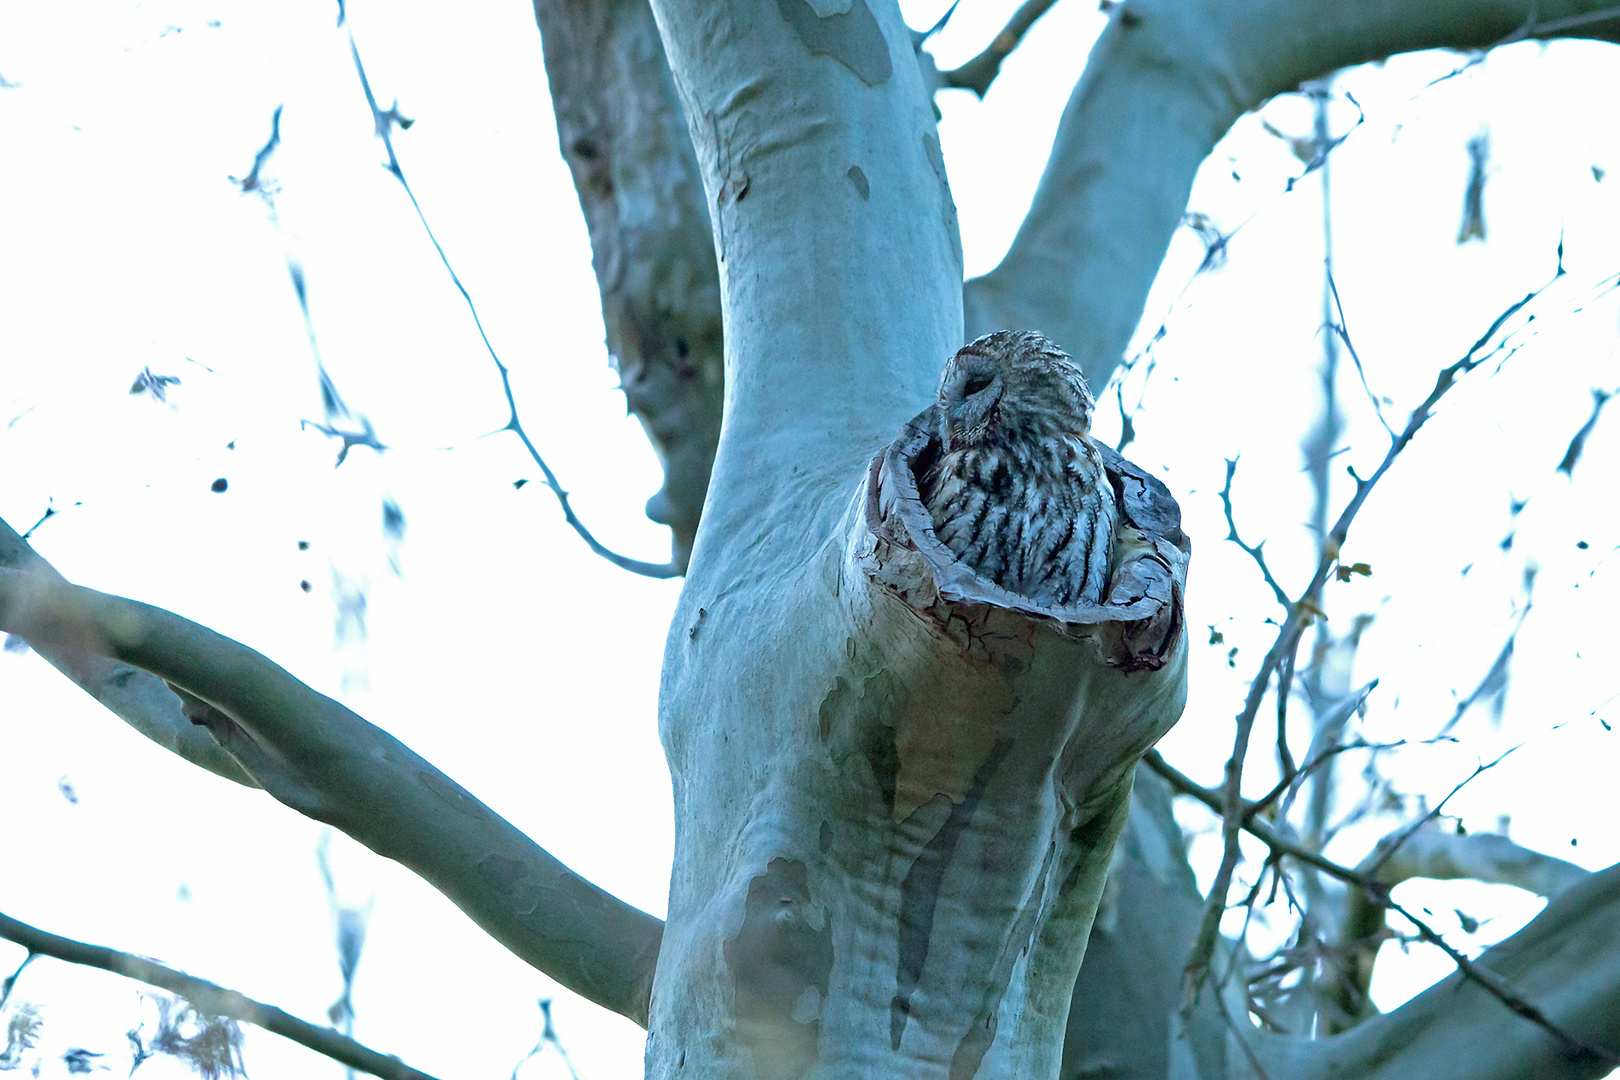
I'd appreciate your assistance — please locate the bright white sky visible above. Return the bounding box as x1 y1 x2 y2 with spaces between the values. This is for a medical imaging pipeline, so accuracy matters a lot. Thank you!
0 2 1616 1077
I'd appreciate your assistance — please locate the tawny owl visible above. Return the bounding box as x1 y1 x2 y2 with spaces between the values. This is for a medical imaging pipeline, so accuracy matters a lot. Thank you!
919 330 1116 608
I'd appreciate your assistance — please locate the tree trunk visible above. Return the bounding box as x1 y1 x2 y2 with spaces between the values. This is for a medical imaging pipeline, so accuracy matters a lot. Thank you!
638 6 1190 1075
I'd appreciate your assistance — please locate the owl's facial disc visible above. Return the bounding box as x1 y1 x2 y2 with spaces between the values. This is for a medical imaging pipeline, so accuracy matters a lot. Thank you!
943 359 1003 449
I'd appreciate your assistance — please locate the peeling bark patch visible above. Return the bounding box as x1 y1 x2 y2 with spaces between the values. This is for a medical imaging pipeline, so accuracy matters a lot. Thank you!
846 165 870 200
950 1013 998 1080
819 820 832 854
774 0 892 86
921 134 962 270
819 676 849 742
890 738 1014 1050
476 854 530 895
724 858 834 1080
864 714 899 815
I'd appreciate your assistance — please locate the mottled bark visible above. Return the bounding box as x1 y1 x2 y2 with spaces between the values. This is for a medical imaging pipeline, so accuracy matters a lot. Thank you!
638 1 1193 1075
532 0 723 569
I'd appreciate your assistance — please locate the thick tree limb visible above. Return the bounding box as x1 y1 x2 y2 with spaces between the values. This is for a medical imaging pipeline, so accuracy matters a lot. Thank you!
530 0 724 571
0 519 256 787
1365 825 1591 899
1325 823 1594 1030
0 910 440 1080
0 554 663 1027
1269 862 1620 1080
964 0 1620 386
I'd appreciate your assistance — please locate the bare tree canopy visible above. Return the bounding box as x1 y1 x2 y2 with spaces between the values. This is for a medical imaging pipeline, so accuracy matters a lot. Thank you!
2 1 1619 1078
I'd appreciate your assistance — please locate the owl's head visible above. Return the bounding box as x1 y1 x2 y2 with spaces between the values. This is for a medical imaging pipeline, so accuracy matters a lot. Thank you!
936 330 1094 451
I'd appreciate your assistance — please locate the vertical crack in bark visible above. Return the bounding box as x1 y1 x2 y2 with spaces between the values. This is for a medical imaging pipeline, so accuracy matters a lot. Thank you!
890 737 1016 1050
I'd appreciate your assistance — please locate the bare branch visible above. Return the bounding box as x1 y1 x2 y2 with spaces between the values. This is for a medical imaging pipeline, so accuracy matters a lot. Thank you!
1370 825 1591 900
1381 895 1620 1068
529 0 724 572
339 15 680 578
0 557 664 1026
0 910 440 1080
0 519 256 786
1557 387 1613 475
1219 458 1292 611
1183 279 1552 1010
1326 272 1396 440
938 0 1060 97
964 0 1620 388
1363 748 1518 878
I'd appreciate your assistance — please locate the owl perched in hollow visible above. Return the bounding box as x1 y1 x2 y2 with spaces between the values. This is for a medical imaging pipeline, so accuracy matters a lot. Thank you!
919 330 1117 608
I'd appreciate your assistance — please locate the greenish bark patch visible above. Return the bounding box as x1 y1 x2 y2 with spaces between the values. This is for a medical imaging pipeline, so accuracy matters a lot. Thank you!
774 0 893 86
724 858 835 1080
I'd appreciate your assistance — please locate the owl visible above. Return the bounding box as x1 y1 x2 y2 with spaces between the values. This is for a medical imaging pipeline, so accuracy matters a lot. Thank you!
919 330 1116 608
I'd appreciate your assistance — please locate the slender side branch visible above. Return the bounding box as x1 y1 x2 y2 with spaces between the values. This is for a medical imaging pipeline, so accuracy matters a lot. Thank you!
938 0 1061 97
339 15 679 578
1219 458 1291 611
965 0 1620 386
0 911 440 1080
0 557 664 1026
1182 280 1552 1009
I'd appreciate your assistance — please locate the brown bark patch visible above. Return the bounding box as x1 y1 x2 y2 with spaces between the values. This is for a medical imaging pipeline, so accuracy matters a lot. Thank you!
846 165 870 200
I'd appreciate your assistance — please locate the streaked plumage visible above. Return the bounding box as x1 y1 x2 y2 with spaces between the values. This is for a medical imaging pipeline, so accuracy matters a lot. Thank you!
919 330 1116 607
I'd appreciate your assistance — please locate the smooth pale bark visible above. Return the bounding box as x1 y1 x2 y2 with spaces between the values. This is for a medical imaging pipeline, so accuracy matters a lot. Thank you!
0 560 663 1027
1061 768 1231 1080
532 0 723 569
0 518 255 786
965 0 1620 387
1322 825 1595 1030
642 4 1193 1076
1259 862 1620 1080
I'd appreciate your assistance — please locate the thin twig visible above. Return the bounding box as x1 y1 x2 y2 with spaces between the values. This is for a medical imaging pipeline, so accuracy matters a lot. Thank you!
1326 272 1395 440
1144 751 1370 888
938 0 1060 97
1436 605 1531 739
1275 648 1299 784
0 910 442 1080
1247 734 1414 821
1181 273 1557 1014
1362 747 1518 878
339 17 679 578
1502 3 1620 43
1382 896 1620 1067
1147 749 1616 1065
1220 458 1291 611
